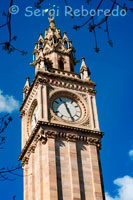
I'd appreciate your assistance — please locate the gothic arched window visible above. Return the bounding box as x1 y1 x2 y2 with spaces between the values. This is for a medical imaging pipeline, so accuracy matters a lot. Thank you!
58 58 64 70
44 58 53 69
70 62 74 72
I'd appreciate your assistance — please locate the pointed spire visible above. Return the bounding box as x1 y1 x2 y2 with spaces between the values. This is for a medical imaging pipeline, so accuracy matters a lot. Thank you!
80 57 87 70
80 57 91 80
35 42 38 50
69 40 73 48
24 77 30 88
63 32 69 41
23 77 30 99
31 18 75 73
38 33 44 43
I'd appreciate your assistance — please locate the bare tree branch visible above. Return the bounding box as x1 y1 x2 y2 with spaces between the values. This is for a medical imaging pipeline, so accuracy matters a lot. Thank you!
0 0 27 54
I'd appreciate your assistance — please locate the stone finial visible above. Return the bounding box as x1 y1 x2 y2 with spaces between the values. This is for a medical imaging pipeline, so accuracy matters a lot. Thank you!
38 33 44 43
25 77 30 88
69 40 73 48
63 32 69 42
23 77 30 99
35 42 38 50
49 17 56 30
80 57 91 80
44 29 48 40
57 28 62 39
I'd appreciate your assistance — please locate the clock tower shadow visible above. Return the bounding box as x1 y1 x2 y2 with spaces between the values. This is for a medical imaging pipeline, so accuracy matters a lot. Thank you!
76 142 86 200
55 139 65 200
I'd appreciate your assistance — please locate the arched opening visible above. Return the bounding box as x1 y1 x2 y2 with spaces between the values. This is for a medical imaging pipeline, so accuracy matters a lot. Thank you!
64 41 68 49
70 62 74 72
58 58 64 71
27 99 38 136
44 58 53 69
53 36 57 44
39 42 43 48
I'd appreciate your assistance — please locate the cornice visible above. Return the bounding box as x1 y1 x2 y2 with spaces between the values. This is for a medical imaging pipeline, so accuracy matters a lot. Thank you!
20 70 96 112
19 120 104 165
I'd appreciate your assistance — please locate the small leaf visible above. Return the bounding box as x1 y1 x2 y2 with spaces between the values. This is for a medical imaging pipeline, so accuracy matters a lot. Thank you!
88 24 94 32
108 40 113 47
21 51 27 55
13 36 17 41
94 47 100 53
73 25 80 30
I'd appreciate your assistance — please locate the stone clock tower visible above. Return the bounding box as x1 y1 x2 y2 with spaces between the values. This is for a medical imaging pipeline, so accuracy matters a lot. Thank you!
19 18 105 200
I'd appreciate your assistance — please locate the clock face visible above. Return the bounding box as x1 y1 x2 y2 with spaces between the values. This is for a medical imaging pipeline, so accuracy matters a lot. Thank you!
31 106 38 131
52 97 81 122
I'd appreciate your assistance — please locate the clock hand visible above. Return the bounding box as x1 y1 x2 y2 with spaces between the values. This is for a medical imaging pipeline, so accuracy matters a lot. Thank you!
64 102 74 121
34 113 37 122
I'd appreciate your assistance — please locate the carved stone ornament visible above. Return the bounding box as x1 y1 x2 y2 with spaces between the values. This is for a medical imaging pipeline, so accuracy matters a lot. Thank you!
19 121 104 167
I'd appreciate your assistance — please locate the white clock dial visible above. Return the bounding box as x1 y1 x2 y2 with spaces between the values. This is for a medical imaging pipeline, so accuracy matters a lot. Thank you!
53 97 81 122
31 106 38 131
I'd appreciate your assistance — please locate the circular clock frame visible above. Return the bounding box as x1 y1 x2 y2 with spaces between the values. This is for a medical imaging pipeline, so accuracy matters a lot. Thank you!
49 90 88 125
53 97 81 122
31 105 38 131
27 99 38 136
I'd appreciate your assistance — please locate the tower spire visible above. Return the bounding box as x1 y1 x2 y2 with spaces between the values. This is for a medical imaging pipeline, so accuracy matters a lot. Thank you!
23 77 30 99
31 18 75 73
80 57 91 80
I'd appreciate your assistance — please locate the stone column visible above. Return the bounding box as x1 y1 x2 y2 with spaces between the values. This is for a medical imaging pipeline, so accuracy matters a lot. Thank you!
87 94 95 129
38 85 43 120
76 142 94 200
42 85 48 121
68 141 81 200
22 114 27 149
52 53 58 69
89 145 103 200
55 139 72 200
64 56 71 72
42 138 58 200
35 142 41 200
24 165 29 200
91 96 100 130
28 153 36 200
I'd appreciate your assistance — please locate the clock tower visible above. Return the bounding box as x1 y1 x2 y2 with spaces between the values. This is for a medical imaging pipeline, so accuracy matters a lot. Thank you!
19 18 105 200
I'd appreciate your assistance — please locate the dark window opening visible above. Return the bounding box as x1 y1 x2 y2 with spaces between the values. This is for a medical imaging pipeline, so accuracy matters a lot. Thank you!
39 43 43 48
53 36 57 44
64 42 68 49
70 63 74 72
44 59 53 69
58 59 64 71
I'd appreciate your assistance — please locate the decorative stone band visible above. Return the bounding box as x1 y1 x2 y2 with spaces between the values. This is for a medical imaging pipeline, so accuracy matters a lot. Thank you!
43 130 101 146
19 120 104 167
20 71 96 112
38 77 96 94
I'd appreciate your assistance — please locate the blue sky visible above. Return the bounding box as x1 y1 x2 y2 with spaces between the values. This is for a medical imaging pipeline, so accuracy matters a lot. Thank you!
0 0 133 199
